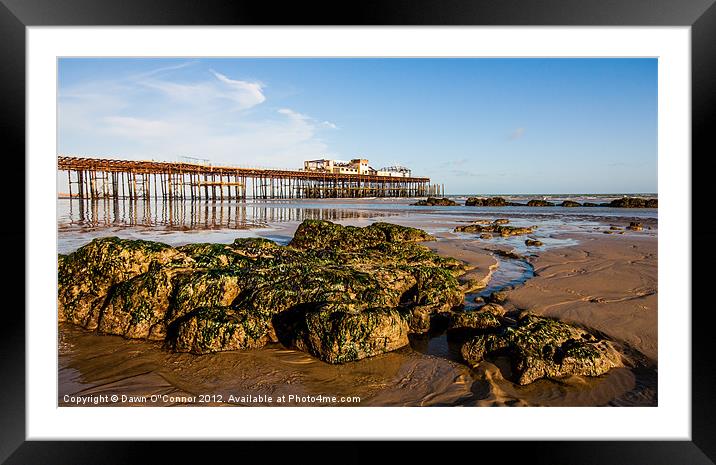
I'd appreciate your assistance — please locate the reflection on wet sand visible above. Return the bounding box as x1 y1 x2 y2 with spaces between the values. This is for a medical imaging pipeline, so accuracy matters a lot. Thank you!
59 198 398 231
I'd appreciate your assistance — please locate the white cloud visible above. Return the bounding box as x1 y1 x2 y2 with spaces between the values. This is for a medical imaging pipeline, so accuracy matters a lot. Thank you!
58 65 338 168
102 116 176 138
209 70 266 110
139 70 265 112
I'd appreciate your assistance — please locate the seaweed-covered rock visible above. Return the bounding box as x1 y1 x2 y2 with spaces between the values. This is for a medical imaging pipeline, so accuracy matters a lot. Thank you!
448 310 501 331
58 220 468 363
627 222 644 231
412 197 457 206
58 237 182 327
465 197 521 207
525 239 543 247
461 314 623 385
487 290 509 304
527 199 555 207
291 306 410 364
608 197 658 208
582 202 599 207
289 219 434 251
172 307 275 353
454 222 535 237
98 262 191 339
560 200 582 207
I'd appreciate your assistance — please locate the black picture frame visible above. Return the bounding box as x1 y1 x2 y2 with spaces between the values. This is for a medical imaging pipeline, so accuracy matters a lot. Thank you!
2 0 713 463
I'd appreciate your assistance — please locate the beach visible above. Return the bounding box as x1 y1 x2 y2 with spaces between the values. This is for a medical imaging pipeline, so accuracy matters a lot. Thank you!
57 196 657 406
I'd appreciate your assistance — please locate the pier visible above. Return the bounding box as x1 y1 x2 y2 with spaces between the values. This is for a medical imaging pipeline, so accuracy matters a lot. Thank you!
58 156 443 201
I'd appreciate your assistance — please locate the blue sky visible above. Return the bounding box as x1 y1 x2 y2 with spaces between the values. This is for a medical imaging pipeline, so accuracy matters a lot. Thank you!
58 58 657 194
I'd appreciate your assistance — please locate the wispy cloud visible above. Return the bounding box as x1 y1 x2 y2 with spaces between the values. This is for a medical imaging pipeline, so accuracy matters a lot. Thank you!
509 127 525 140
58 64 337 167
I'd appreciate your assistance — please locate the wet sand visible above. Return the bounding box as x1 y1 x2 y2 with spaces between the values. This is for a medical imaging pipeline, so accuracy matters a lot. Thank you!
507 234 657 362
58 199 657 406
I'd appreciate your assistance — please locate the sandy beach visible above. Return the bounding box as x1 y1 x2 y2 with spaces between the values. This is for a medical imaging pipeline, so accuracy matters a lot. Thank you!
58 198 657 406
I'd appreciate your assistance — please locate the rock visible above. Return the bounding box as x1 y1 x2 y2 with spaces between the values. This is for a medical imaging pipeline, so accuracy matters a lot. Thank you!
57 237 182 328
465 197 521 207
487 290 509 305
473 296 485 305
454 222 535 237
461 314 623 385
289 219 434 250
480 303 506 316
525 239 543 247
582 202 600 207
493 249 523 260
448 310 502 331
527 199 555 207
412 197 458 206
479 233 493 239
289 306 410 364
627 222 643 231
608 197 658 208
58 220 469 363
470 218 509 225
172 307 275 353
609 226 622 230
560 200 582 207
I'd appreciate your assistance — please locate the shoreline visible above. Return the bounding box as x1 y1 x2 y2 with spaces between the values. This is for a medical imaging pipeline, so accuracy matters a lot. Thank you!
57 202 657 406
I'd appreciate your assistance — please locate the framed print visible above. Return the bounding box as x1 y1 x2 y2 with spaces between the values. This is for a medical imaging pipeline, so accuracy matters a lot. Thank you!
3 0 715 463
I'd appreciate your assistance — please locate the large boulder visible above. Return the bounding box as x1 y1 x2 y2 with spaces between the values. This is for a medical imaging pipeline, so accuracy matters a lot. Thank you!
608 197 658 208
412 197 457 206
58 220 468 363
289 219 434 251
465 197 520 207
461 314 623 385
58 237 182 327
172 307 275 353
290 306 410 364
527 199 555 207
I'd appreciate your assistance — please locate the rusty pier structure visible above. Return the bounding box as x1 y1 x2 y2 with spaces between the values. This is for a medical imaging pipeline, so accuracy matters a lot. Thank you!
58 156 443 201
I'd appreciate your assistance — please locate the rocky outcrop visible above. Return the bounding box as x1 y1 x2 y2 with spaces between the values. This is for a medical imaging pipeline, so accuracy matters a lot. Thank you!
412 197 458 206
454 221 535 237
560 200 582 207
461 313 623 385
527 199 555 207
58 220 469 364
608 197 658 208
465 197 521 207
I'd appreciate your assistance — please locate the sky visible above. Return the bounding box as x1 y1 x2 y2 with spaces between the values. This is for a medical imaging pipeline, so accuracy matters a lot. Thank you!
58 58 657 194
